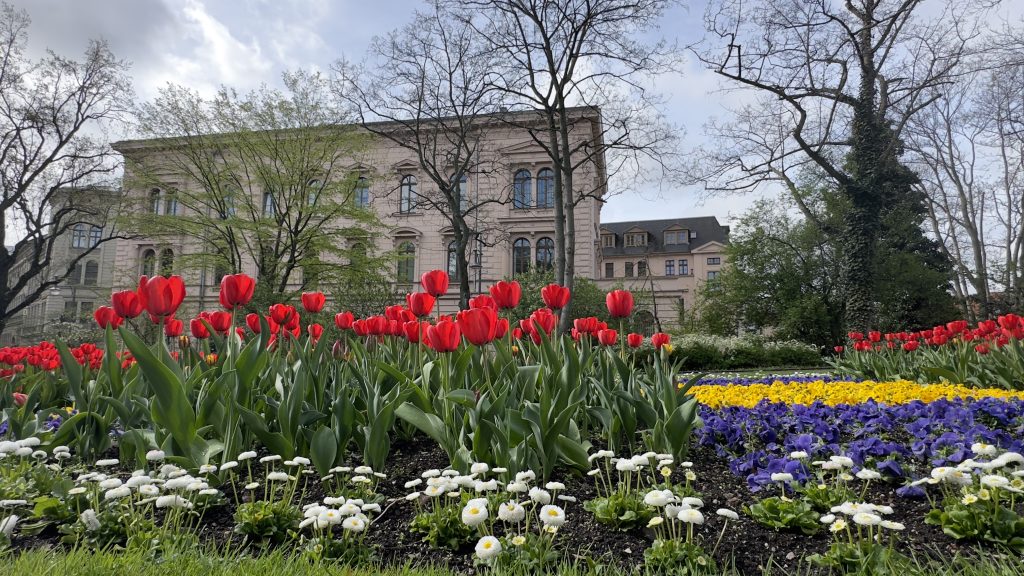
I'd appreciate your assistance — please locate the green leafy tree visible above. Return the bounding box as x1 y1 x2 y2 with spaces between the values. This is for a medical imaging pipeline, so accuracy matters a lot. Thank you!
124 71 391 309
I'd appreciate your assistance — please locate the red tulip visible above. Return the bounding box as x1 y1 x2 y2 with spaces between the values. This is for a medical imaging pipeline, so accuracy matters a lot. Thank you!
236 327 246 340
975 343 990 355
420 270 450 297
12 393 27 407
867 331 881 342
847 332 864 341
541 284 570 310
489 280 521 309
164 317 184 337
205 311 232 334
269 303 297 326
138 275 186 320
307 323 324 342
426 319 461 352
651 332 670 349
574 317 600 336
93 306 123 329
597 329 618 346
406 293 436 317
833 345 844 353
352 319 368 337
457 307 499 345
111 290 144 319
190 318 210 339
512 327 523 340
246 313 262 333
334 311 355 330
365 315 388 336
627 333 643 348
469 295 498 310
219 274 255 310
301 292 326 313
902 340 919 352
605 290 634 318
495 317 509 339
403 320 427 344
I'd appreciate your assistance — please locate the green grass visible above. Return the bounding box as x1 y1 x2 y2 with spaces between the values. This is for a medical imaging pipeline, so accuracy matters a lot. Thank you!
2 548 1024 576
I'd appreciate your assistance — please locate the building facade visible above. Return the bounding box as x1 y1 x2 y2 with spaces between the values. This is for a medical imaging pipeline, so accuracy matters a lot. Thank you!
594 217 729 332
1 109 729 342
110 109 605 318
0 187 121 345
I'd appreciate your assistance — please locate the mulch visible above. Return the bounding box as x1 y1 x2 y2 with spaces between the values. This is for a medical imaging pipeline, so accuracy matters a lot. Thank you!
9 437 998 575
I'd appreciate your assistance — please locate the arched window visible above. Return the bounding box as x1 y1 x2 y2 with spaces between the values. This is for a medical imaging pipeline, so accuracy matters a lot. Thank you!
399 175 417 214
89 226 102 247
140 249 156 277
163 190 178 216
159 249 174 275
354 177 370 208
350 242 367 265
447 240 461 281
535 237 554 270
71 224 87 249
262 192 275 216
513 170 532 209
512 238 531 275
83 260 99 286
149 189 162 214
452 173 468 213
396 241 416 283
536 168 554 208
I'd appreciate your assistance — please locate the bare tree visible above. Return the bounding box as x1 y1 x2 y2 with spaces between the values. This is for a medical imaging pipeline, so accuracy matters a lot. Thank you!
0 2 133 336
335 5 507 309
127 71 387 306
694 0 992 328
449 0 682 330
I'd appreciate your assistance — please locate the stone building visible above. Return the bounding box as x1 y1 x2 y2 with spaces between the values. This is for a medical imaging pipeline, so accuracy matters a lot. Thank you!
0 187 121 345
1 108 729 341
594 217 730 332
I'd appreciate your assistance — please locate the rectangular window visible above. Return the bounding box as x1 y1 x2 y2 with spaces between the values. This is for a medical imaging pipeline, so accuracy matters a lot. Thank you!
665 259 675 276
637 260 647 276
79 301 94 320
625 262 634 277
604 262 614 278
602 234 615 248
664 230 686 245
707 271 720 280
679 259 689 275
63 301 76 320
707 257 721 265
625 233 647 247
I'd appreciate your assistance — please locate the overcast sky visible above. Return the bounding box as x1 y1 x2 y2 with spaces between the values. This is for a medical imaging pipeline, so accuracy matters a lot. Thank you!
9 0 1021 227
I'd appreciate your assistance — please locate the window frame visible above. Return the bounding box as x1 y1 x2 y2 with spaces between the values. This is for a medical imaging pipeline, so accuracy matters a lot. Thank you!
512 237 531 276
625 262 634 277
354 177 370 208
396 241 416 283
604 262 614 278
665 259 675 276
512 169 532 209
399 175 417 214
71 224 88 249
535 168 554 208
707 257 721 265
535 237 554 270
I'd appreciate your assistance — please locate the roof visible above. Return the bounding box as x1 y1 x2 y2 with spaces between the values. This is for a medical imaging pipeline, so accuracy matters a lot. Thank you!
599 216 729 256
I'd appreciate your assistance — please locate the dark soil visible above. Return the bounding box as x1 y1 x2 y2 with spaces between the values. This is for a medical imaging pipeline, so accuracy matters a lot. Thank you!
8 440 996 575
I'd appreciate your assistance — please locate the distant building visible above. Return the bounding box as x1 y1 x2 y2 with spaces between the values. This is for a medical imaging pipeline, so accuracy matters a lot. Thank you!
1 109 729 342
594 217 729 332
0 187 120 345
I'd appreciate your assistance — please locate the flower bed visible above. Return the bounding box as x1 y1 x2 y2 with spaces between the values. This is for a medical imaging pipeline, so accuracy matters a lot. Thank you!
2 271 1024 573
690 379 1024 408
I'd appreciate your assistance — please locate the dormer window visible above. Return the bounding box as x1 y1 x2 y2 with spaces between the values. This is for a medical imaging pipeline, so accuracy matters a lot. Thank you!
624 232 647 247
664 230 687 245
601 234 615 248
